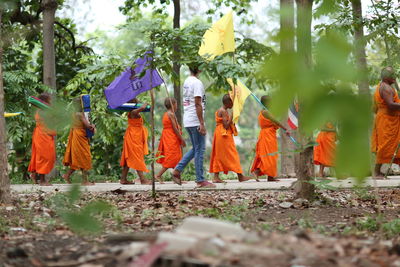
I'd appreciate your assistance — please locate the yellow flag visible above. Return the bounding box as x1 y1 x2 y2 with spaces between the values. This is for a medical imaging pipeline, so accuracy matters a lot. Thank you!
198 11 235 60
227 78 251 124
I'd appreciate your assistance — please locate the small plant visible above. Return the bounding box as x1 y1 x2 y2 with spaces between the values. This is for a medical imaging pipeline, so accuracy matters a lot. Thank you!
261 223 272 231
356 216 380 232
141 209 155 220
382 219 400 238
352 185 374 201
307 178 338 191
196 201 250 223
298 218 314 229
48 184 114 235
277 224 286 232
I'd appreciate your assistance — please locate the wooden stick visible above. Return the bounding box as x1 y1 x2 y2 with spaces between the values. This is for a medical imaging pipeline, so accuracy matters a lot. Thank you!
384 142 400 178
150 89 156 196
149 45 156 198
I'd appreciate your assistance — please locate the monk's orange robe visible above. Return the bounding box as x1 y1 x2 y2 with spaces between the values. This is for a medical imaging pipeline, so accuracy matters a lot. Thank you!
251 112 279 177
209 111 242 174
371 83 400 164
28 111 56 174
120 115 149 172
156 112 182 168
63 114 92 170
314 122 336 167
371 123 377 154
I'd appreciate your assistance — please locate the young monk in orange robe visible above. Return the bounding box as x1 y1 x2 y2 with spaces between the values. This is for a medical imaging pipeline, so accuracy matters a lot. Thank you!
371 67 400 178
156 97 186 183
63 98 96 185
209 94 251 183
28 93 56 186
314 122 336 177
120 99 151 185
251 95 290 182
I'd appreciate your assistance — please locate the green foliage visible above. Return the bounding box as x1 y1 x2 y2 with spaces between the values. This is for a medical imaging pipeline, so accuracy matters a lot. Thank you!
314 0 400 78
352 185 374 201
355 216 400 238
307 178 337 191
2 1 94 182
382 219 400 238
48 184 114 235
262 29 372 179
120 0 257 24
356 216 380 232
196 201 250 223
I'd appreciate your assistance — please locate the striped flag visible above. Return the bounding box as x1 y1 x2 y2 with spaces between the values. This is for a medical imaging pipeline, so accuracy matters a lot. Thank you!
287 100 298 130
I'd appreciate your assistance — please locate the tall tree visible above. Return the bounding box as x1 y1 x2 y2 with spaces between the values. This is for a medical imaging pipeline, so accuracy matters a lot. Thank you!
280 0 296 177
42 0 57 89
0 9 11 203
295 0 315 200
351 0 369 96
172 0 182 125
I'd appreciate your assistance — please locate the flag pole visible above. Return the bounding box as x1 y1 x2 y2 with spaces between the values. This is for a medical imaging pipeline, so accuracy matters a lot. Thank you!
149 44 156 198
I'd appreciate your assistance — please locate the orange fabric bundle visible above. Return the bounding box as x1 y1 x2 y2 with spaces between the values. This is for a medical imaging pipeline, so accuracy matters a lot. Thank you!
120 116 149 172
156 112 182 168
251 112 279 177
314 123 336 167
371 83 400 164
28 112 56 174
209 111 242 174
63 115 92 170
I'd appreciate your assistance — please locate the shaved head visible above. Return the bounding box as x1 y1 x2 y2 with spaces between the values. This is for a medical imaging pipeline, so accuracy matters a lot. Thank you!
381 66 396 80
261 95 270 106
222 94 232 105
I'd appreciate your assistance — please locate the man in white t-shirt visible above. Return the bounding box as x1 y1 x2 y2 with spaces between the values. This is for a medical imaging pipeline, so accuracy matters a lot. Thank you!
172 65 216 188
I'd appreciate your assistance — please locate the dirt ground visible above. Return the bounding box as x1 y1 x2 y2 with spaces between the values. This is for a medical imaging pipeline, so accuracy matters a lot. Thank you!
1 188 400 266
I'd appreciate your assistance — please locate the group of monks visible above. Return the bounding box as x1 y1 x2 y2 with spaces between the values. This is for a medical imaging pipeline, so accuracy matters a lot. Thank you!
26 66 397 186
28 95 95 186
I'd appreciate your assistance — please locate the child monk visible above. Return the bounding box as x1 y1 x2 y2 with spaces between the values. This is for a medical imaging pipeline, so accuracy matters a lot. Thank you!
209 94 251 183
28 93 56 186
155 97 186 183
251 95 290 182
314 122 336 177
120 99 151 185
62 98 96 185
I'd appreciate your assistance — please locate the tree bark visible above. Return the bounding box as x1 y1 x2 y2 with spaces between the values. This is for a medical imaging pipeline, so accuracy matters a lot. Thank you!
42 0 57 89
295 0 315 200
351 0 370 96
0 9 11 204
280 0 296 177
42 0 58 179
172 0 182 125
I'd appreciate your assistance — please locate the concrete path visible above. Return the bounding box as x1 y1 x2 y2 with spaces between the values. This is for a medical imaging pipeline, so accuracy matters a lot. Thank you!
10 176 400 193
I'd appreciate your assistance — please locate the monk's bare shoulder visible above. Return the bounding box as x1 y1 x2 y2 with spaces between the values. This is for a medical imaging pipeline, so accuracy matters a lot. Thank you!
167 111 176 121
217 108 226 118
261 110 270 119
380 82 393 94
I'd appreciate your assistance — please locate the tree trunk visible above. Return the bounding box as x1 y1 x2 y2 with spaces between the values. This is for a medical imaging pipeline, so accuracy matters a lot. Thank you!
42 0 57 179
172 0 182 125
42 0 57 89
0 9 11 204
279 0 296 177
351 0 370 96
295 0 315 200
